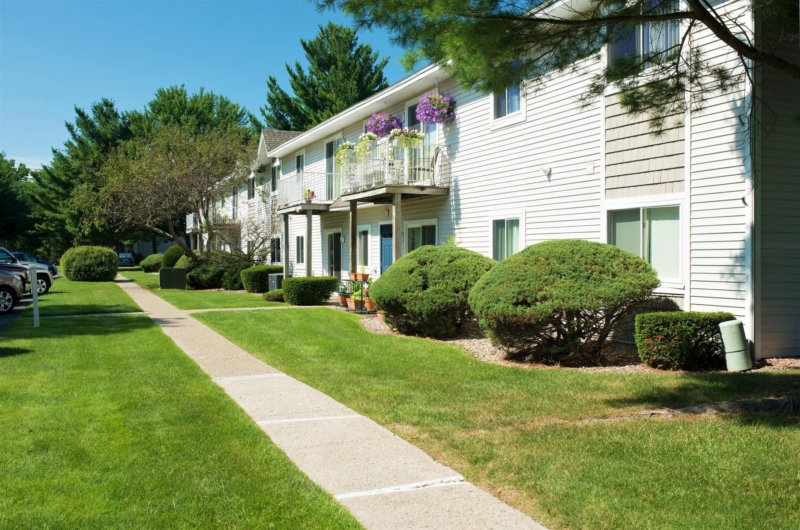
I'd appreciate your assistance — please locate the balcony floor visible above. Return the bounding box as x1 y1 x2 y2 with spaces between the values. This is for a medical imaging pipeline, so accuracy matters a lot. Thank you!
276 201 333 216
336 184 448 205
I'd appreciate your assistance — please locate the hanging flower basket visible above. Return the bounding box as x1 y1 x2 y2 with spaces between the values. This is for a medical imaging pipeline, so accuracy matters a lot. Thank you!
355 132 377 160
366 113 403 138
416 92 456 125
335 141 356 165
389 128 425 149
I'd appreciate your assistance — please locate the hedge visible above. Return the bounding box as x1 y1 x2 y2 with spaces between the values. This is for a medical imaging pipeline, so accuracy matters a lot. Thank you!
162 245 185 268
61 246 118 281
263 289 284 302
174 255 199 271
140 254 163 273
183 251 251 290
187 264 225 290
469 239 660 363
635 311 736 370
241 265 283 293
282 277 339 306
370 245 496 338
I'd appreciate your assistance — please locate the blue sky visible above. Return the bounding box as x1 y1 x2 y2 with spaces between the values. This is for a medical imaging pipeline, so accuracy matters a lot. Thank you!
0 0 408 169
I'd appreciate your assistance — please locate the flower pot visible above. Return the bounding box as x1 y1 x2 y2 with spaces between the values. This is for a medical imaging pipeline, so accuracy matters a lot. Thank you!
337 293 349 306
355 273 370 282
349 272 358 280
347 297 364 311
377 311 386 323
364 298 377 312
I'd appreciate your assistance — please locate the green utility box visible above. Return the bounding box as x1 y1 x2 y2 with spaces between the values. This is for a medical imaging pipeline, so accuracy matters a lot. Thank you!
719 320 752 372
159 267 187 290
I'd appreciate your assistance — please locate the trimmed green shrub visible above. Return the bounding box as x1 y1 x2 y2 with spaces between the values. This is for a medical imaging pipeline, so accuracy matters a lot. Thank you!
282 277 339 306
219 255 254 291
140 254 163 273
241 265 283 293
263 289 284 302
469 239 660 363
61 246 118 281
370 245 496 338
174 255 199 271
187 263 225 290
635 311 736 370
162 245 185 268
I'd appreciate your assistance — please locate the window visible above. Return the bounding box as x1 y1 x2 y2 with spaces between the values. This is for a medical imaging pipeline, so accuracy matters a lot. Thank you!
231 188 238 220
358 229 369 267
494 84 521 119
325 139 343 200
247 177 255 200
296 236 304 264
270 163 281 194
492 219 520 261
609 206 680 279
608 0 680 67
0 249 15 264
246 241 254 255
270 238 281 263
407 224 436 252
296 154 304 178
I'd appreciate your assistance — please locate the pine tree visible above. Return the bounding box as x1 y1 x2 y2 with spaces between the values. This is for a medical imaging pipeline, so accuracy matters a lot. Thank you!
259 23 389 131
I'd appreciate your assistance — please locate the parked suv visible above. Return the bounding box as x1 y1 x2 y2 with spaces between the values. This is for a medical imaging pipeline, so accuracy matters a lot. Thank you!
0 269 25 314
0 246 54 295
12 252 58 277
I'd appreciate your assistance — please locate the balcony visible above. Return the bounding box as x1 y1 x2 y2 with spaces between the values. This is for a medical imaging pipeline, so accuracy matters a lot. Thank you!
276 143 450 213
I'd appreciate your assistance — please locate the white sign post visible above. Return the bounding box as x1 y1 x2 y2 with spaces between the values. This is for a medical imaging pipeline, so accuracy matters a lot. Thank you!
31 266 40 328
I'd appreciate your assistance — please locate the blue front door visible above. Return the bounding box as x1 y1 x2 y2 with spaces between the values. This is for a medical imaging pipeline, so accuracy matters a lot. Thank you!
380 224 393 274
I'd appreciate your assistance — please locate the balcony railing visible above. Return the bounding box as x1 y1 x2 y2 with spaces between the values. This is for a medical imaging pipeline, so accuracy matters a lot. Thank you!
277 143 450 210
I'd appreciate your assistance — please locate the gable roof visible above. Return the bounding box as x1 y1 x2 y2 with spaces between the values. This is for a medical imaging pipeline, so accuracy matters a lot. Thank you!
261 129 304 152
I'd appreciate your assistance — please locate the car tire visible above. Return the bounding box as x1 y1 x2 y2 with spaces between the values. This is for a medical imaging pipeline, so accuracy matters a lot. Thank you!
0 287 16 314
36 276 51 295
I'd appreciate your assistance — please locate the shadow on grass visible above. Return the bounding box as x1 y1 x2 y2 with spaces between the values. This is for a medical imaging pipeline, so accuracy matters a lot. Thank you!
4 315 155 340
0 347 33 358
604 371 800 425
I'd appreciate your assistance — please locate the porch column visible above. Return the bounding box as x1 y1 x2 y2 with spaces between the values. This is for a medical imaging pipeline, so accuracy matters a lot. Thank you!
305 209 313 277
349 201 358 276
392 192 402 263
282 213 290 277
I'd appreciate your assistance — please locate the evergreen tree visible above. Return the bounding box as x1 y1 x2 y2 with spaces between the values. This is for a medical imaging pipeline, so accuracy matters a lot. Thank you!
320 0 800 130
259 23 389 131
0 154 35 248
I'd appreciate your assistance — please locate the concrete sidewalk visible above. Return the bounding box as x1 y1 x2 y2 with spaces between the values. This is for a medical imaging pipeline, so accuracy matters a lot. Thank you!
116 277 547 530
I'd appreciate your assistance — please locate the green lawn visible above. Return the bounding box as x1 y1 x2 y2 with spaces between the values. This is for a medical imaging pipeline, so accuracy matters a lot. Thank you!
195 308 800 530
0 315 361 529
120 269 284 310
22 275 141 317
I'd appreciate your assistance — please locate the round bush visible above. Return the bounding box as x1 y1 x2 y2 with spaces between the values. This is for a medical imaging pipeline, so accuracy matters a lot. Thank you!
187 263 225 289
61 246 118 281
241 265 283 293
369 245 496 338
140 254 163 273
162 245 185 268
469 239 660 363
263 289 284 302
282 277 340 305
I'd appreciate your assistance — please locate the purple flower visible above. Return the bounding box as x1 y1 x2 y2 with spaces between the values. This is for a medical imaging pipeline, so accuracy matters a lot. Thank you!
416 93 456 125
365 113 403 138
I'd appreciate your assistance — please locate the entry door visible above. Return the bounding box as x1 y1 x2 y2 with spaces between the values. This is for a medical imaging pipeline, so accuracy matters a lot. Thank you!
328 232 342 277
380 224 393 274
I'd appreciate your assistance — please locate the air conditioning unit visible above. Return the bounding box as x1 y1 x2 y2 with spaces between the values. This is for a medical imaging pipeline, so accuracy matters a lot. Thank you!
268 273 284 291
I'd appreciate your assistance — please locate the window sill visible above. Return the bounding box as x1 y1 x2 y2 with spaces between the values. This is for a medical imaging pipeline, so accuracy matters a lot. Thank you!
654 284 684 296
490 111 526 131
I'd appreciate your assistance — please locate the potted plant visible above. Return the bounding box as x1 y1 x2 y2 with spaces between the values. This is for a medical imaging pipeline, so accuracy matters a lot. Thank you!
347 282 364 310
365 112 403 138
389 128 425 149
416 92 456 125
364 296 377 312
337 284 349 306
355 266 370 282
302 188 315 202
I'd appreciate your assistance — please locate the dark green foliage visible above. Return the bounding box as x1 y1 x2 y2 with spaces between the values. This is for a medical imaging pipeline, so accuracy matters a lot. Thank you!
282 277 340 306
0 154 35 248
370 245 495 338
140 254 162 273
61 246 118 281
469 239 660 363
187 264 225 290
133 253 144 265
174 255 199 271
241 265 283 293
162 246 185 268
635 311 737 370
258 23 389 131
263 289 284 302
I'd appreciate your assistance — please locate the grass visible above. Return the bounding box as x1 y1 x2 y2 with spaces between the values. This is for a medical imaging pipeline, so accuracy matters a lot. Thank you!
0 315 361 529
120 269 285 310
22 275 141 317
195 308 800 530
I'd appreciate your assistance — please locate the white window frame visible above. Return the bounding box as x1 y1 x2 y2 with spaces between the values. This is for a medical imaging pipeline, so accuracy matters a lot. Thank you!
324 134 345 200
490 83 526 130
604 194 685 292
271 159 281 196
488 209 526 260
403 218 438 255
295 150 305 179
356 223 371 271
